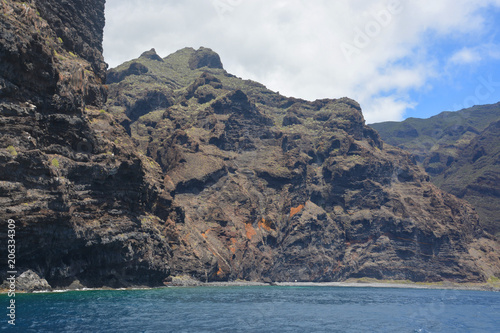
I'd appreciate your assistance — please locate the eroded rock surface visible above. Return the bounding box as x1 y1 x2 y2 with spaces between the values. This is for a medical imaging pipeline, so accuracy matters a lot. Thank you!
105 46 499 284
0 0 498 289
0 0 177 289
371 104 500 236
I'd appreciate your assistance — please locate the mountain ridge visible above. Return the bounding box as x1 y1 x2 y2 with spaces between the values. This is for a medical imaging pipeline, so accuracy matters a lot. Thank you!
371 104 500 237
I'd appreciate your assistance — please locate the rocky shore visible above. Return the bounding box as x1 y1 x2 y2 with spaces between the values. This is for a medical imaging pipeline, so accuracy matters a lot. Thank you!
2 278 499 294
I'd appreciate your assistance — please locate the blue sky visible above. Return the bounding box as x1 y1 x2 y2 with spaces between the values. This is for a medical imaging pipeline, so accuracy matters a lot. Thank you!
403 6 500 119
103 0 500 123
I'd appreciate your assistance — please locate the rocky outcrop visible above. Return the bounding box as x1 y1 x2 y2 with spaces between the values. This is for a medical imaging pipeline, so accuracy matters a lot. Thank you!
188 47 223 70
107 62 149 84
140 48 164 62
0 269 51 292
15 270 51 292
1 0 498 289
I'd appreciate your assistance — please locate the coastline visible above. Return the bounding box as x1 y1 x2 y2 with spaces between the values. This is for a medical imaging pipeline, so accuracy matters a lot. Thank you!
2 278 499 294
203 279 500 292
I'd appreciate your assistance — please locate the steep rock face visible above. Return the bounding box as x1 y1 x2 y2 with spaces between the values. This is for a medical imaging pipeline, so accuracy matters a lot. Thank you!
0 0 179 288
1 0 498 288
106 48 500 283
433 120 500 237
371 104 500 236
188 47 223 70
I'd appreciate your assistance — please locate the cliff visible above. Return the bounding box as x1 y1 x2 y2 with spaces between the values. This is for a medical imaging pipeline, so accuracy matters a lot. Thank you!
371 104 500 237
104 47 499 284
0 0 174 288
433 120 500 238
1 1 498 290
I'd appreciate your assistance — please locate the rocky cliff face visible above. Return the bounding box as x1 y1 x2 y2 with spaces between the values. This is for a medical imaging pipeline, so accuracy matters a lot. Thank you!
433 119 500 238
1 1 499 289
371 104 500 237
105 47 500 284
0 0 176 288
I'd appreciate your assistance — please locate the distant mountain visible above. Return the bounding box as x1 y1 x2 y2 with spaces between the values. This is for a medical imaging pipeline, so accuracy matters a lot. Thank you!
371 104 500 237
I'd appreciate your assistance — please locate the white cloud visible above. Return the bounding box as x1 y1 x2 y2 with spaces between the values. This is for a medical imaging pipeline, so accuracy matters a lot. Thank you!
364 96 415 123
103 0 500 123
449 44 500 66
450 48 482 65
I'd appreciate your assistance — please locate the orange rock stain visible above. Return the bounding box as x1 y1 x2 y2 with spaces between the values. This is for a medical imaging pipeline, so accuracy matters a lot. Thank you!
229 238 237 254
258 218 273 231
245 223 257 240
289 204 304 218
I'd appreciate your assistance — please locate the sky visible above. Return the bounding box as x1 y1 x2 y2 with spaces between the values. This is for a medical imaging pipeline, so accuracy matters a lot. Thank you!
103 0 500 124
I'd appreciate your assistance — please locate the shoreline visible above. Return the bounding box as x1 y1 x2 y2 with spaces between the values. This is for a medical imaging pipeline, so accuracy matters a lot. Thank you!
2 278 499 294
203 279 500 292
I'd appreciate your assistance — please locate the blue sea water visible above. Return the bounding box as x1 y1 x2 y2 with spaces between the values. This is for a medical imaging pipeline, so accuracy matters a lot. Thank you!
1 286 499 332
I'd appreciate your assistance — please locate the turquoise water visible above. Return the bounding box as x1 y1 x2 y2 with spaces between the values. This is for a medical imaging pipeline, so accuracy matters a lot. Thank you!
1 286 499 332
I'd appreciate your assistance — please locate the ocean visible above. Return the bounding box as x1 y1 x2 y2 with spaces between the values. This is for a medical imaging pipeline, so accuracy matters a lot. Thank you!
2 286 499 332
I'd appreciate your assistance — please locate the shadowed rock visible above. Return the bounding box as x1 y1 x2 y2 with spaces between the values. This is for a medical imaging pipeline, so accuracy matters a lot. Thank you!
140 48 164 62
188 47 223 70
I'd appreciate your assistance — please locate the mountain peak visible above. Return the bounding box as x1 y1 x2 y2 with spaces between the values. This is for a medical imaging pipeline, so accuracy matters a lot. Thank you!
188 47 223 70
140 48 164 62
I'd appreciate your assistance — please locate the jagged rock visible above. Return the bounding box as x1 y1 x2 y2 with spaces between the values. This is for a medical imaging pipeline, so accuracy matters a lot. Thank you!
433 119 500 236
140 48 164 62
105 45 499 284
371 104 500 236
188 47 223 70
0 0 175 289
126 89 173 122
16 270 51 292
